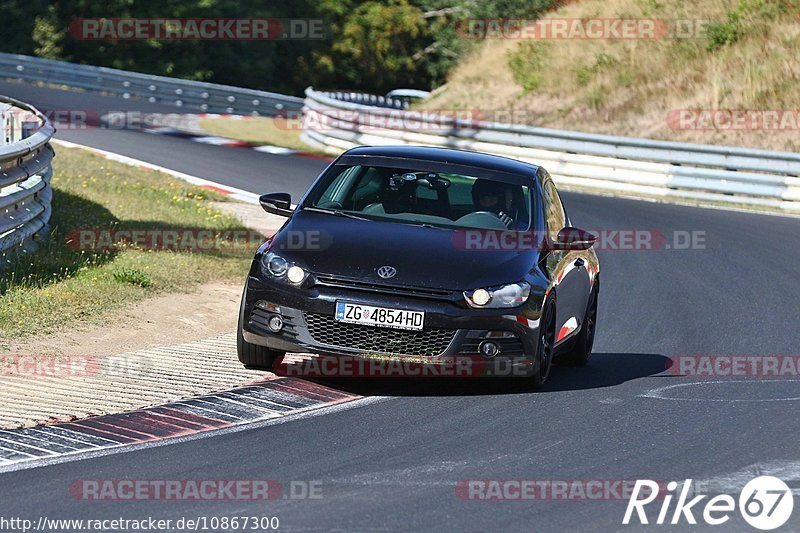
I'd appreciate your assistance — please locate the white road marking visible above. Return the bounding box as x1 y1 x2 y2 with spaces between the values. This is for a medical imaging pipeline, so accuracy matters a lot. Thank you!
253 145 297 155
693 460 800 496
191 135 242 145
640 379 800 402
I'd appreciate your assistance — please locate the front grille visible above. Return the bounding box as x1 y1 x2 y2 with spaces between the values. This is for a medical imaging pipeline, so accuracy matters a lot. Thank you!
314 274 454 300
304 313 456 356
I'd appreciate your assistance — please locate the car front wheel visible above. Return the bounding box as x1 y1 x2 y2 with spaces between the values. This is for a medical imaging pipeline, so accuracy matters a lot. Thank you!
529 298 556 388
236 284 283 370
237 327 283 370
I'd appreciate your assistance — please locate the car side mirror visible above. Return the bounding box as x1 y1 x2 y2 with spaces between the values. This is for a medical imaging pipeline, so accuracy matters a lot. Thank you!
259 192 294 217
554 227 596 250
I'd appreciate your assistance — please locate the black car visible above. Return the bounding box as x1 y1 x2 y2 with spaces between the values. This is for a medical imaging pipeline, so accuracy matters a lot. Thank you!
237 146 599 386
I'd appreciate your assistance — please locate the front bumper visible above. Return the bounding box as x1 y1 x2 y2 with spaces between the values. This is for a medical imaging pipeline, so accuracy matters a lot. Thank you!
240 274 542 366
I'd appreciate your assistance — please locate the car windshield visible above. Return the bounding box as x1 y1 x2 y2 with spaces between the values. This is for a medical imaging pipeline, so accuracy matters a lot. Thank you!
304 164 533 230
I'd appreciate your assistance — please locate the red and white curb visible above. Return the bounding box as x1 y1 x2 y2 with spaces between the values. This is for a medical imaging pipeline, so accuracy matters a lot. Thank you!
142 126 332 160
100 110 333 158
0 377 368 472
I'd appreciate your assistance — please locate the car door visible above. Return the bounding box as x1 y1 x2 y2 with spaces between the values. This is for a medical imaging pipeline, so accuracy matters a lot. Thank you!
541 174 591 344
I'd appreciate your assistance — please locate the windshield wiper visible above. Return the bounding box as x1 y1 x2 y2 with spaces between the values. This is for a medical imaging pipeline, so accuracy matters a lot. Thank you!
304 206 370 221
397 221 447 230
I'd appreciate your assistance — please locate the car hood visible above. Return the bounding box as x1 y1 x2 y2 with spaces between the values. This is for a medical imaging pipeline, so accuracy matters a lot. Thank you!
270 209 540 290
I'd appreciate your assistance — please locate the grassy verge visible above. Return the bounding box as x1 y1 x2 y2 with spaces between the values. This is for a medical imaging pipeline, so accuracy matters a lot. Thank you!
198 116 325 154
0 147 257 346
420 0 800 152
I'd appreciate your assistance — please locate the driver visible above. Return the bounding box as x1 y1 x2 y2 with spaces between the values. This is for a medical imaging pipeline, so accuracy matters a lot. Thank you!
471 179 515 228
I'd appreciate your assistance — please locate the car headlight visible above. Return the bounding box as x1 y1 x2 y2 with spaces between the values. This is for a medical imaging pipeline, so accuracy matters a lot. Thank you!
286 265 306 284
464 282 531 308
261 252 307 285
264 252 288 277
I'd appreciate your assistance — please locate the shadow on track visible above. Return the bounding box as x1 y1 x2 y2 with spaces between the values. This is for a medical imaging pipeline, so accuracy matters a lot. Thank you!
287 352 674 397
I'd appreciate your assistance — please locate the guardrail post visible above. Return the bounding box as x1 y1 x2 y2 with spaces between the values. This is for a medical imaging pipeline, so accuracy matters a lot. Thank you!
0 103 8 146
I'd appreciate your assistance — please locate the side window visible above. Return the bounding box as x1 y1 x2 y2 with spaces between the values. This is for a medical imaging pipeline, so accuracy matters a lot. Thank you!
542 180 566 241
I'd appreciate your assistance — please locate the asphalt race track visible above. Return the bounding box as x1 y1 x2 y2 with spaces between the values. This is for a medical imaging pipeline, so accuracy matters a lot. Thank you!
1 81 799 532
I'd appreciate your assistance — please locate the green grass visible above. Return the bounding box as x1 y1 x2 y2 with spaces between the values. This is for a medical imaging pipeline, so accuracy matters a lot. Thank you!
0 147 256 345
507 41 549 95
705 0 778 51
112 267 152 287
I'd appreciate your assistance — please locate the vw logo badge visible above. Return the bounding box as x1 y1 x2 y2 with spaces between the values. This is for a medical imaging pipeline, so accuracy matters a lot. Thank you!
377 265 397 279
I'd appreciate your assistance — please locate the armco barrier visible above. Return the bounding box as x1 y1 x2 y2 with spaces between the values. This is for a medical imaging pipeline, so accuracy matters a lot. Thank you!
302 87 800 213
0 52 302 116
0 95 55 260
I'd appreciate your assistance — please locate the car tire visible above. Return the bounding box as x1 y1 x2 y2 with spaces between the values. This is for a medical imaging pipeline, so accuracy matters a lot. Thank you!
558 283 599 366
529 298 556 388
236 284 283 370
237 327 282 370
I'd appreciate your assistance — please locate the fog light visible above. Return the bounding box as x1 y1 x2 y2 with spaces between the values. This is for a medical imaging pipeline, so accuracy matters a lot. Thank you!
267 315 284 332
286 265 306 285
479 340 500 358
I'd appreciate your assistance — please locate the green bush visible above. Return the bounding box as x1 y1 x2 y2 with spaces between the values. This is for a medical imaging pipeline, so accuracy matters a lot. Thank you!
585 86 607 110
704 0 791 51
508 42 549 94
112 268 152 288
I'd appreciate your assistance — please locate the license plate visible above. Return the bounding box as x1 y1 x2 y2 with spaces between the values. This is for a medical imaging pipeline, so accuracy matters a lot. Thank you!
335 301 424 331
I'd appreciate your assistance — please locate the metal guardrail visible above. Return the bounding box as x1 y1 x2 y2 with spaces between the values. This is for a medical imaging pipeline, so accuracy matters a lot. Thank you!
0 95 55 259
302 87 800 213
321 91 410 110
0 53 303 116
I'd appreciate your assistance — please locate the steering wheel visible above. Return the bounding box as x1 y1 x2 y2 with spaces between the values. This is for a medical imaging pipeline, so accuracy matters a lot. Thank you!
497 211 514 229
476 210 513 229
457 211 512 230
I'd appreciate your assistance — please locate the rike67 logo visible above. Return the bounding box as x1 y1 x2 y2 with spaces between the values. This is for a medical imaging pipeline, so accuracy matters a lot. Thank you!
623 476 794 530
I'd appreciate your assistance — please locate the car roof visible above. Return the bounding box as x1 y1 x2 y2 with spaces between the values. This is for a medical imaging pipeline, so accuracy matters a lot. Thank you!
340 146 540 181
